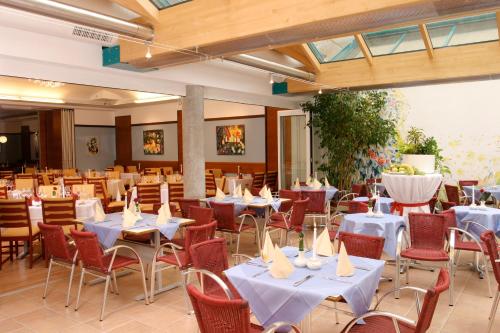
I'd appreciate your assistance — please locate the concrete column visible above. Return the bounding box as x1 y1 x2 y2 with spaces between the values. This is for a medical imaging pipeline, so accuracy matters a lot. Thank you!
182 85 205 198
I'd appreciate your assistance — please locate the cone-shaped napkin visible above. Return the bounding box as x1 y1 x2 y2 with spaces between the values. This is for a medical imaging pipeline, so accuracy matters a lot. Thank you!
269 244 294 279
215 187 226 200
261 231 275 263
94 202 106 222
293 178 301 189
259 185 268 198
324 178 331 188
115 188 121 202
306 177 312 186
122 208 138 228
312 178 322 190
265 187 274 203
235 184 243 198
243 188 254 204
156 203 171 225
128 198 137 215
129 176 135 188
316 227 334 257
336 242 354 277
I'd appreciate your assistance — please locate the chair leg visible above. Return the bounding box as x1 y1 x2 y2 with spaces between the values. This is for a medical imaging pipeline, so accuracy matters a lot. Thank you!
333 301 339 324
75 268 85 311
487 290 500 333
449 261 454 306
236 234 241 255
405 260 410 285
112 271 119 295
99 275 111 321
395 255 401 299
137 261 149 305
42 258 53 299
149 260 157 303
181 271 192 314
28 238 34 269
482 254 493 299
65 263 76 307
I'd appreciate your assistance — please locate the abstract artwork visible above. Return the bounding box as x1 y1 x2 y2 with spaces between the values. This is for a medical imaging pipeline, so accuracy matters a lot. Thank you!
143 129 164 155
85 136 99 156
216 125 245 155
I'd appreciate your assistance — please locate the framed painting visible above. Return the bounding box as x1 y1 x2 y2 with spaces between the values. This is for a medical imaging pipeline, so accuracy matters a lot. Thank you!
143 129 164 155
85 136 99 156
216 125 245 155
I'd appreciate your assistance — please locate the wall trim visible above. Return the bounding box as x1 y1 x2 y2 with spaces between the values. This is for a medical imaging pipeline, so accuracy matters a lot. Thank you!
204 115 265 122
132 121 178 126
75 124 115 128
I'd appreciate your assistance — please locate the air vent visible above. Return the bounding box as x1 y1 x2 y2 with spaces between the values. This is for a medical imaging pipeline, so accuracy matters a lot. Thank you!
72 26 116 44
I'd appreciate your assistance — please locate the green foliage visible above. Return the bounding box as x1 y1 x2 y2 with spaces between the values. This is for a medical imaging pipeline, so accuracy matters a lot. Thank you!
398 127 450 174
301 91 396 190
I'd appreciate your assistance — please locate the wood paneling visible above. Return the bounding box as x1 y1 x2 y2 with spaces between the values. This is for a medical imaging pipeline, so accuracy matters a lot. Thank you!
265 106 287 173
117 160 180 171
39 111 62 169
205 162 266 174
115 115 132 165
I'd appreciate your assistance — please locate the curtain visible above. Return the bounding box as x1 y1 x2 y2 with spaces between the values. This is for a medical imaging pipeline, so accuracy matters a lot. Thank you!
61 109 76 169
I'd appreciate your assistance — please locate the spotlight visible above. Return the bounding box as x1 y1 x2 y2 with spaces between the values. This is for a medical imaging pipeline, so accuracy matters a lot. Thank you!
145 45 152 59
318 88 323 94
269 74 274 84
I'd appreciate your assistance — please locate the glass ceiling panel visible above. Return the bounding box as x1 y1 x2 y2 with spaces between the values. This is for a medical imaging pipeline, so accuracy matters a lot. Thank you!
426 13 498 48
362 25 425 56
149 0 190 10
308 36 363 63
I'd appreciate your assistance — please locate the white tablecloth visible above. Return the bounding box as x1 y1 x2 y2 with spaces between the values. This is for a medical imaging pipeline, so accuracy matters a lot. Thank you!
382 173 442 216
29 199 101 224
120 173 141 185
226 177 253 195
130 184 169 204
107 179 126 199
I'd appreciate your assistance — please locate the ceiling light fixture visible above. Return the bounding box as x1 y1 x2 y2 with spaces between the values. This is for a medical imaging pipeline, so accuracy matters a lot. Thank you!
134 95 180 104
29 79 65 88
20 96 65 104
0 95 20 101
145 44 152 59
0 136 7 144
318 88 323 94
269 73 274 84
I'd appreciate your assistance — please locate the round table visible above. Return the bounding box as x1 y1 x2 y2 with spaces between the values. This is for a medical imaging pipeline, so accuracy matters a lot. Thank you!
353 196 394 214
452 205 500 237
340 213 405 258
382 173 442 216
463 185 500 202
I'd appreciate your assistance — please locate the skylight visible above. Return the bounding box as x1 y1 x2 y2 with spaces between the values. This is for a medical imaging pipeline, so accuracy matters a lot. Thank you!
149 0 190 10
308 36 363 63
362 25 425 56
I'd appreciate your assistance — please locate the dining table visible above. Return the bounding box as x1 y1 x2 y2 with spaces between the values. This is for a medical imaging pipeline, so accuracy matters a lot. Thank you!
463 185 500 202
353 196 394 214
452 205 500 237
107 179 126 199
340 213 405 258
225 247 385 332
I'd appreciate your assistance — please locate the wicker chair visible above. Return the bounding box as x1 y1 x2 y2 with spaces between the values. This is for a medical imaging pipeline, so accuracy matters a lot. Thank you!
301 190 328 225
351 183 369 197
480 231 500 333
444 184 466 206
264 198 309 246
41 198 79 235
178 198 201 218
348 201 369 214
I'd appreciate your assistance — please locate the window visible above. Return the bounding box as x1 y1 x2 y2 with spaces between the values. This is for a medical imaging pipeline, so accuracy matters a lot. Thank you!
149 0 190 10
308 36 363 63
362 25 425 56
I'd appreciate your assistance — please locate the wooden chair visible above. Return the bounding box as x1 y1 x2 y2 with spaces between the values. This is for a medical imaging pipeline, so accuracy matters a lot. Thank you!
252 172 265 189
0 186 7 199
168 182 184 205
0 170 14 180
161 167 173 176
136 183 161 213
72 184 95 200
37 173 55 186
41 198 79 235
16 173 34 179
62 168 77 177
100 181 128 213
25 167 36 174
141 175 160 183
15 178 35 192
113 165 125 173
63 177 84 188
86 177 108 200
0 198 41 269
126 165 137 173
205 173 217 197
265 170 278 192
38 185 62 198
105 171 120 180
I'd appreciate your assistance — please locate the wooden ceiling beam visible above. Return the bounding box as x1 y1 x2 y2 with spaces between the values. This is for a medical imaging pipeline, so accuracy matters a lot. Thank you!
111 0 159 25
274 44 321 73
419 23 434 58
354 34 373 65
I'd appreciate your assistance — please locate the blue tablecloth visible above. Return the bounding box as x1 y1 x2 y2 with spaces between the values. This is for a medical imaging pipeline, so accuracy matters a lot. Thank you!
463 185 500 201
353 197 394 214
340 213 405 259
83 212 181 248
205 196 281 215
225 247 384 327
452 206 500 238
291 186 338 202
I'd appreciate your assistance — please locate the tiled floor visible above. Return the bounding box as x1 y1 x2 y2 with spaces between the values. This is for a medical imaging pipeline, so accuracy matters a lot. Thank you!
0 231 498 333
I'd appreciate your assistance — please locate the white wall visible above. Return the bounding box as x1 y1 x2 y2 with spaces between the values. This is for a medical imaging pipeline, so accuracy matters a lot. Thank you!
131 123 178 161
114 102 178 124
75 126 116 171
74 108 115 126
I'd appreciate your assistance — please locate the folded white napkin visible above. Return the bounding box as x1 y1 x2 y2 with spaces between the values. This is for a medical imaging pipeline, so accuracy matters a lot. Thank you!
94 202 106 222
259 185 268 199
129 176 135 188
316 227 334 257
122 208 138 228
324 178 331 188
265 187 274 203
215 187 226 200
305 177 312 186
243 188 254 204
312 178 322 190
336 242 354 277
270 244 294 279
261 231 275 263
293 178 301 189
234 184 243 198
115 188 121 202
156 203 171 225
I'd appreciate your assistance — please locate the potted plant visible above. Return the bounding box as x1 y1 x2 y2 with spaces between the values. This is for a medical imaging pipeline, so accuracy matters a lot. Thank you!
398 127 448 174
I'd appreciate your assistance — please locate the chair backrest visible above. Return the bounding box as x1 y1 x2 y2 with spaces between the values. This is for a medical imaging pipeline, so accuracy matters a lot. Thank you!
137 183 161 204
178 198 201 218
252 172 265 189
205 173 216 195
187 283 252 333
70 229 106 272
415 268 450 333
351 183 368 197
189 206 215 226
480 231 500 285
105 171 120 180
408 213 446 250
190 238 229 296
126 165 137 173
16 173 34 179
63 177 84 186
265 170 278 192
141 175 159 183
25 167 36 174
86 177 107 199
0 170 14 179
62 168 77 177
37 173 55 186
440 201 456 211
161 167 173 176
0 198 31 230
183 221 217 264
438 209 458 242
348 201 369 213
444 185 460 204
38 223 73 261
38 185 62 198
168 182 184 203
72 184 95 200
210 202 237 231
458 180 478 188
289 198 310 228
41 198 77 227
113 165 124 173
0 186 7 199
428 197 437 213
278 189 301 213
15 178 35 191
338 232 385 260
300 190 326 213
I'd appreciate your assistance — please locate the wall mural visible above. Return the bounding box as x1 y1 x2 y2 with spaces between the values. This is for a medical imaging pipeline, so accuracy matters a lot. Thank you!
216 125 245 155
143 129 164 155
85 136 99 156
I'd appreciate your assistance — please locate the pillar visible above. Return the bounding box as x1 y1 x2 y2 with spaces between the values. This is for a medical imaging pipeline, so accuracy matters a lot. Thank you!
182 85 205 198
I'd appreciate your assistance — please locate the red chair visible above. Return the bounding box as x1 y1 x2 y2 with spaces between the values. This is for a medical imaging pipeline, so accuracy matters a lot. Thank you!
335 192 359 214
149 221 217 306
351 183 368 197
189 206 214 226
269 189 302 223
301 190 328 225
348 201 369 214
338 232 385 260
187 277 300 333
210 201 261 254
396 213 452 304
458 180 479 188
480 231 500 333
251 171 265 189
70 229 149 321
440 200 456 211
178 198 201 218
444 184 466 206
264 198 309 246
343 268 450 333
38 223 78 307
